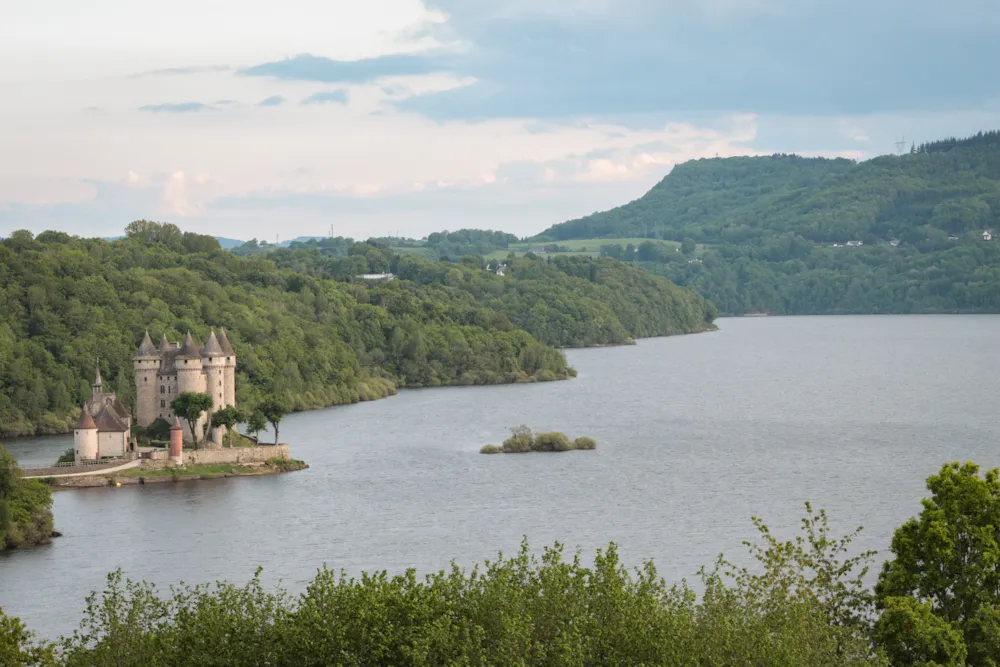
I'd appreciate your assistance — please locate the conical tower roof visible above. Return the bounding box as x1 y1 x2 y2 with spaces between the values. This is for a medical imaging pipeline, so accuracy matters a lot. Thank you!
135 330 158 358
159 333 171 353
217 328 235 356
177 331 202 359
93 362 103 387
202 329 224 356
170 417 183 431
76 407 97 430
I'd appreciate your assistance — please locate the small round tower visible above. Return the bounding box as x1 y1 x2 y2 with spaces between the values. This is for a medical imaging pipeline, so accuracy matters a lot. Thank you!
175 331 206 442
133 331 160 427
169 418 184 464
74 407 98 462
218 328 237 408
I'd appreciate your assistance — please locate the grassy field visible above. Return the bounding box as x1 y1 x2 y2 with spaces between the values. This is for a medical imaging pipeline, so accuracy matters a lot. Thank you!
483 238 681 261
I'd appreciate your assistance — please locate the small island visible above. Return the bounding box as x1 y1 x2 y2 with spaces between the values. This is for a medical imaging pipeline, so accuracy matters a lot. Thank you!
480 425 597 454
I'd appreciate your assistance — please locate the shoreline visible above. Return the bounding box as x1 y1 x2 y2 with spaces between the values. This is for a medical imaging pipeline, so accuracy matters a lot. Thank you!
5 327 719 443
42 459 309 490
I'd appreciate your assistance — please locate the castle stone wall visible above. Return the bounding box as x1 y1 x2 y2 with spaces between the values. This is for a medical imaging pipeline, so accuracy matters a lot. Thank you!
183 444 291 466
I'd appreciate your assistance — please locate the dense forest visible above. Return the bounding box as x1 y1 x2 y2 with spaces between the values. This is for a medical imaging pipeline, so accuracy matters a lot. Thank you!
0 446 53 552
262 245 717 348
535 131 1000 314
0 223 713 437
4 461 1000 665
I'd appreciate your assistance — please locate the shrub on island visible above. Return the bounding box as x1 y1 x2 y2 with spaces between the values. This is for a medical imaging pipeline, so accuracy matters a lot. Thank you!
488 426 597 454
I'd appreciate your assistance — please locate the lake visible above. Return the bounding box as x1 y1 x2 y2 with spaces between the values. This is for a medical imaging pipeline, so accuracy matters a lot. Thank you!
2 315 998 639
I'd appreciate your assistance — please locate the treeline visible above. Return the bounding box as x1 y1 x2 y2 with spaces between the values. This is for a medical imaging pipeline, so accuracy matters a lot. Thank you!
0 226 579 437
0 446 53 552
260 244 718 348
5 461 999 665
0 225 713 437
539 132 1000 245
632 239 1000 315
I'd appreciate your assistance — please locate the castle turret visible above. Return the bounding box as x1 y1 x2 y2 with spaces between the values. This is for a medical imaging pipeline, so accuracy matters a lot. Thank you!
74 406 98 462
176 331 207 442
91 362 103 401
169 418 184 464
218 328 237 408
202 330 227 445
134 331 160 427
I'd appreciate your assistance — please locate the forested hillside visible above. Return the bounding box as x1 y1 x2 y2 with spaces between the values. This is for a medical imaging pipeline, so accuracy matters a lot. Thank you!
536 130 1000 314
0 225 714 437
265 245 717 348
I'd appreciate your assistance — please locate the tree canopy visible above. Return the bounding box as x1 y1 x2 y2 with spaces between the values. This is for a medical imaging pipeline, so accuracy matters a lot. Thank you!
0 226 713 437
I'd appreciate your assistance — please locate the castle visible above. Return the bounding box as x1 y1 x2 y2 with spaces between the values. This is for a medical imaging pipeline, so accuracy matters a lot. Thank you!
134 329 237 445
73 329 237 462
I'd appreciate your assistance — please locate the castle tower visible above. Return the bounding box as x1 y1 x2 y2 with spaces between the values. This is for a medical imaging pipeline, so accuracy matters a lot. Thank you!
169 418 184 464
74 406 98 462
202 330 227 445
218 328 237 408
176 331 207 443
134 331 160 427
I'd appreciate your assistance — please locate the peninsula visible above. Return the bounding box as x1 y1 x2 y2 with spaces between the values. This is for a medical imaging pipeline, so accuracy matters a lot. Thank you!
20 332 305 490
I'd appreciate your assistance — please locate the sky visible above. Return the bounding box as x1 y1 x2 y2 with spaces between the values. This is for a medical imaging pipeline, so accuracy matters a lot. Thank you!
1 0 999 241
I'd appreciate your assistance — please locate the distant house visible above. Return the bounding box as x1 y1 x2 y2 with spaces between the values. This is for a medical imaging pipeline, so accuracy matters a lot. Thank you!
356 273 396 281
889 238 900 247
495 263 506 276
984 230 993 241
845 240 864 247
948 236 959 241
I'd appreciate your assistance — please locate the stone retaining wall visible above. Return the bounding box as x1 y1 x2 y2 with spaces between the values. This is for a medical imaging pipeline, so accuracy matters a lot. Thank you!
183 444 290 466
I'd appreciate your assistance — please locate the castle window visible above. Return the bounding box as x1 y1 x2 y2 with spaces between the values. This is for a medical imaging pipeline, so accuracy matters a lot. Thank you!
219 381 222 386
160 386 165 394
160 400 166 408
168 386 171 393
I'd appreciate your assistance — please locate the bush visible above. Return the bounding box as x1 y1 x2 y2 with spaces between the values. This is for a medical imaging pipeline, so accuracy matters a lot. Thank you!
533 432 573 452
56 448 75 465
479 445 502 455
501 425 534 453
30 508 882 666
574 436 597 450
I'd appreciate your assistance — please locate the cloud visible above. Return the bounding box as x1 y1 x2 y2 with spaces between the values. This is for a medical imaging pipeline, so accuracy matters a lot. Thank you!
389 0 1000 121
240 52 451 84
138 102 215 113
301 90 349 106
133 65 234 77
257 95 287 107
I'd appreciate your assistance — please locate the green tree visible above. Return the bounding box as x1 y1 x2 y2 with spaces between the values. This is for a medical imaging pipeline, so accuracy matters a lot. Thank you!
0 607 54 666
874 462 1000 665
259 398 289 445
170 393 213 448
681 237 696 255
246 410 267 443
210 406 244 448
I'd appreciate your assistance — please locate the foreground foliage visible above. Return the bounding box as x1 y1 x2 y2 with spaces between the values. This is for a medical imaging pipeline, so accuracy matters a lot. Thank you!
8 461 1000 664
875 462 1000 666
0 446 54 552
2 504 884 666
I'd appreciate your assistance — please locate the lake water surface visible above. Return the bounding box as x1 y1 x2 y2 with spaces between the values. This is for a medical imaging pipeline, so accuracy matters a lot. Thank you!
3 315 999 639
